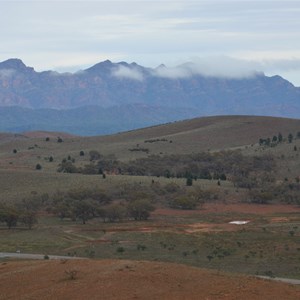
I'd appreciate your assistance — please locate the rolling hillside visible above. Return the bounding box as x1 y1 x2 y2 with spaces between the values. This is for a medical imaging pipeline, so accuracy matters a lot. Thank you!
0 115 299 164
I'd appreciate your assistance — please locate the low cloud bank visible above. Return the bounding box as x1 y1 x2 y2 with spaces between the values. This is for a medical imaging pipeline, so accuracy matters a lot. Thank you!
111 65 144 81
111 56 264 81
154 57 262 79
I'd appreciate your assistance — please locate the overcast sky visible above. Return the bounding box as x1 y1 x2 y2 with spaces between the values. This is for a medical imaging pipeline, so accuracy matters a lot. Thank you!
1 0 300 85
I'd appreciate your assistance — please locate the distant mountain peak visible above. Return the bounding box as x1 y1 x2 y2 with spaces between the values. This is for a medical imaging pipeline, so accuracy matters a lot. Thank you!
156 64 166 69
0 58 28 70
85 60 113 73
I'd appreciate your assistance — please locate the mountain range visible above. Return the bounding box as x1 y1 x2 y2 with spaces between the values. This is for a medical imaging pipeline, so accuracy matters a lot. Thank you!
0 58 299 135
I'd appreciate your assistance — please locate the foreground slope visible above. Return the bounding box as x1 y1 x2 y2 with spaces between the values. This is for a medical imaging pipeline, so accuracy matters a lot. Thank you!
0 259 299 300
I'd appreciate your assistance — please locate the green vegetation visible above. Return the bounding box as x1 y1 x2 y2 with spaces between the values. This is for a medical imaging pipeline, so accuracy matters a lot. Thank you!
0 115 300 280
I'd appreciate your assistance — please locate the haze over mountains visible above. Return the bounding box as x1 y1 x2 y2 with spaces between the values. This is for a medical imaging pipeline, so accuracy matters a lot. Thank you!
0 58 299 135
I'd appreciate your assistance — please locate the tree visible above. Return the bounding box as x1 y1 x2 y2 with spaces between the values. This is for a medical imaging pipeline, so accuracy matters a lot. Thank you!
127 199 154 220
278 132 283 143
71 200 95 224
249 190 273 204
89 150 102 161
53 201 72 220
79 150 85 156
20 211 37 229
105 204 126 222
0 205 19 229
288 133 293 143
57 137 63 143
272 135 278 143
186 177 193 186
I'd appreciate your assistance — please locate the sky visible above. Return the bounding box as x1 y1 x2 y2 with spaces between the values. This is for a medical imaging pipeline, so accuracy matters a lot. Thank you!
1 0 300 86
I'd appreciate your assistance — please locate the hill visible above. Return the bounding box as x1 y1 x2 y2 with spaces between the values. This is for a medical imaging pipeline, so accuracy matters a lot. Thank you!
0 115 299 194
0 115 299 165
0 59 299 135
0 259 299 300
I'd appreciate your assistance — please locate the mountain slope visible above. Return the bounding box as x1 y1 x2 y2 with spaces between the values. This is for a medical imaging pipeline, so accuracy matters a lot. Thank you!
0 58 299 135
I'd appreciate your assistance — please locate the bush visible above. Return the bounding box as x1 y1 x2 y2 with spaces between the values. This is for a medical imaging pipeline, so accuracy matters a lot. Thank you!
35 163 42 170
65 269 78 280
116 247 125 253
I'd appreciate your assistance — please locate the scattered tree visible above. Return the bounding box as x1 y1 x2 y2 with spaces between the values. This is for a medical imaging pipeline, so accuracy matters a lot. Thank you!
127 199 154 220
186 177 193 186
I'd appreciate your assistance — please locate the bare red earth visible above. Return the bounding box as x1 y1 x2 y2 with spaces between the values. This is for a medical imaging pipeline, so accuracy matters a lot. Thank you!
0 259 299 300
154 203 300 216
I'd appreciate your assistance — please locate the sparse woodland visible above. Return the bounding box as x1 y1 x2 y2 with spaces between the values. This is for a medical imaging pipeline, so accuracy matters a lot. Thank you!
0 116 300 281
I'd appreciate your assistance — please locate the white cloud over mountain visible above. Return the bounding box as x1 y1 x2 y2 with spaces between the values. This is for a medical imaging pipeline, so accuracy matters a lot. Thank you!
1 1 300 85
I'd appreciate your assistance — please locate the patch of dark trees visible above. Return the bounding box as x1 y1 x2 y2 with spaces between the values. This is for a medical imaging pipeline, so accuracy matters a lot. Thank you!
57 150 275 184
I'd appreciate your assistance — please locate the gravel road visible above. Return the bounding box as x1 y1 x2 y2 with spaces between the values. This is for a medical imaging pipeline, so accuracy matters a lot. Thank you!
0 252 84 260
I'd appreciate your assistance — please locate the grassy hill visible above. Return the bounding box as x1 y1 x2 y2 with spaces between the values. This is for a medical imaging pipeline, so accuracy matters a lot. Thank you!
1 115 300 161
0 115 298 178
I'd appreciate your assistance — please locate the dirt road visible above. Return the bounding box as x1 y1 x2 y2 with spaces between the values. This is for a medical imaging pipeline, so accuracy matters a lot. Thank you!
0 252 83 260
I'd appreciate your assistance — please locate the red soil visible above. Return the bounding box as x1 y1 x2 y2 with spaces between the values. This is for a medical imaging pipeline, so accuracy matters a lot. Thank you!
0 259 299 300
154 203 300 216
